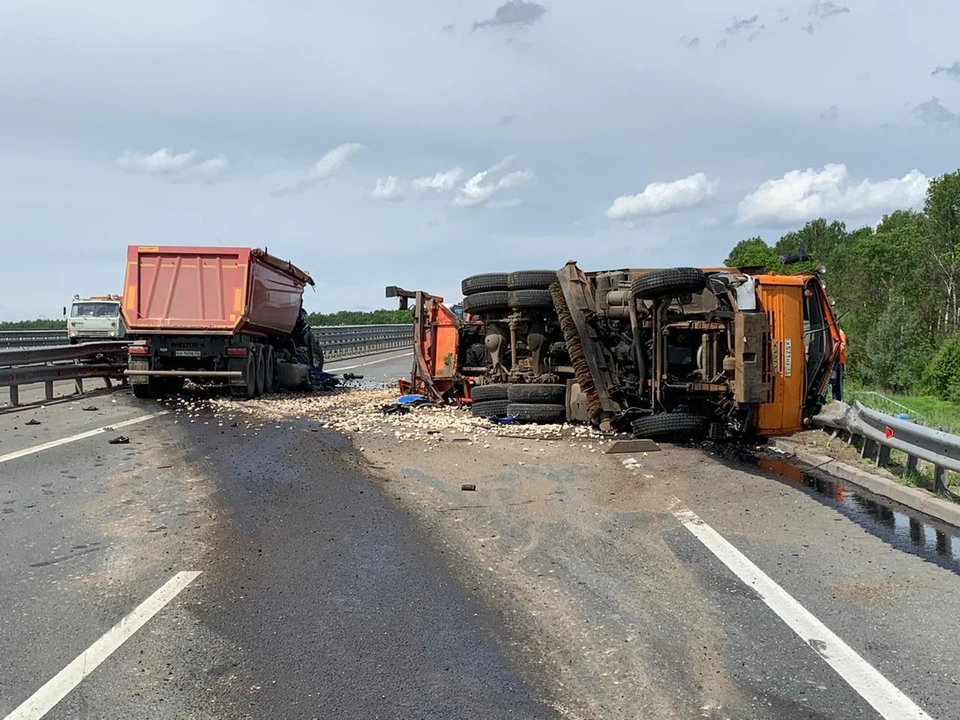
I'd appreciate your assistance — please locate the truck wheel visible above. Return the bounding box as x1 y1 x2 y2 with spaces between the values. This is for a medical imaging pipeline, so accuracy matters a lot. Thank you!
312 337 325 372
507 403 565 424
507 270 557 291
507 383 566 404
471 399 510 418
231 354 257 399
132 384 153 400
462 291 510 315
166 377 185 395
148 377 167 400
462 273 508 296
508 289 554 310
264 347 276 394
630 268 706 300
254 348 266 397
630 412 707 440
470 383 510 402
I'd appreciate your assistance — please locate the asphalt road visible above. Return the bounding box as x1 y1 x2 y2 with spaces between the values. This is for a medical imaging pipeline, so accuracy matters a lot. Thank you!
1 366 958 719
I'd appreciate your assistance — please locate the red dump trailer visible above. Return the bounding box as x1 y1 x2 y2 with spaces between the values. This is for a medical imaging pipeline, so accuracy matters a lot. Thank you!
121 245 318 399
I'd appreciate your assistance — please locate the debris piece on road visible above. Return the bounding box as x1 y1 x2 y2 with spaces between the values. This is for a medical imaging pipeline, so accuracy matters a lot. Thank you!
108 436 130 445
605 439 660 454
461 483 477 492
25 419 41 426
82 406 98 412
342 373 364 380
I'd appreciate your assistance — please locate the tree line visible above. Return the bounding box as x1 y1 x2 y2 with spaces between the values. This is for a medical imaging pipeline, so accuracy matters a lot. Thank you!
725 169 960 401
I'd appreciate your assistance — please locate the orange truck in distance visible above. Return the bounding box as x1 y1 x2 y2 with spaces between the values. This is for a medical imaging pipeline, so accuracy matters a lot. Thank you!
121 245 320 399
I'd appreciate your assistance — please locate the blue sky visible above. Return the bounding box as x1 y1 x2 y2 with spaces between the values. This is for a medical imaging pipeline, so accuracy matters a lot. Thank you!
1 0 958 319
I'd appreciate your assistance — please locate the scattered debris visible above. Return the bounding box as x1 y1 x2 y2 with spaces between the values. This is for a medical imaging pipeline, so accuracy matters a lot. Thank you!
82 406 98 412
342 373 364 381
25 419 41 426
461 483 477 492
108 436 130 445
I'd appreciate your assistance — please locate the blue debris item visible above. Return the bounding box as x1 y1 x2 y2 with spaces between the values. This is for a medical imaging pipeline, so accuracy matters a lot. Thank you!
896 412 911 420
485 414 518 425
310 368 339 390
398 394 427 405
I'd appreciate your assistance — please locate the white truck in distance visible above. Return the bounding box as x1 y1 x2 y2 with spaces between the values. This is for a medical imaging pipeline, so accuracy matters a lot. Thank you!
65 295 127 343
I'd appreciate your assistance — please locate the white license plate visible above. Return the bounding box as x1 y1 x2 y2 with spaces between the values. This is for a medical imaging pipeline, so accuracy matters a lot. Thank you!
175 350 202 357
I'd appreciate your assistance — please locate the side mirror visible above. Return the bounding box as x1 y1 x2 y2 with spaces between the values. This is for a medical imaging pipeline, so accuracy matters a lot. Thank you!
62 307 67 317
816 264 827 275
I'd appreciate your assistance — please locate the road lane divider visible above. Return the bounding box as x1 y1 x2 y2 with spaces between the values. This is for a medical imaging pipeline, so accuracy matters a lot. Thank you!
327 351 413 372
669 497 933 720
0 411 167 465
4 571 201 720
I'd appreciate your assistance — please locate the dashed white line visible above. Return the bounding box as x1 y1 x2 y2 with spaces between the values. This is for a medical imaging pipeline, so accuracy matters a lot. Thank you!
670 497 933 720
327 351 413 372
0 412 167 465
4 571 201 720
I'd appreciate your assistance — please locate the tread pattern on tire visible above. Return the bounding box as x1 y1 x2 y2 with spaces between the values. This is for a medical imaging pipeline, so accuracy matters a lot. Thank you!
507 270 557 291
463 291 510 315
507 402 566 424
630 412 707 440
462 273 508 296
472 399 511 417
508 289 554 310
630 268 707 300
471 384 510 402
507 383 567 404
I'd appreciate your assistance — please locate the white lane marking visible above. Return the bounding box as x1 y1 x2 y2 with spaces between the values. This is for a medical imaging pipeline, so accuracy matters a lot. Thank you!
4 571 201 720
327 351 413 372
0 412 167 465
669 498 933 720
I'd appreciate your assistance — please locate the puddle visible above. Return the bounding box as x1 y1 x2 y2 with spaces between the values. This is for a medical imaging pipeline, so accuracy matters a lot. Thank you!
756 455 960 570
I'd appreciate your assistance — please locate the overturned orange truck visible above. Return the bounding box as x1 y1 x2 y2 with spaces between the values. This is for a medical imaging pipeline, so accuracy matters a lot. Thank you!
387 261 842 441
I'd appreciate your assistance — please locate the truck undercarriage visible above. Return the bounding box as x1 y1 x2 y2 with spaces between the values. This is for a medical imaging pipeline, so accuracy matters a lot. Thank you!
388 261 841 441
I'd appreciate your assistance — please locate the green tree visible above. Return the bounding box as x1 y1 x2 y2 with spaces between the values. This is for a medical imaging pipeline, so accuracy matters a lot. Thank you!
922 336 960 401
859 296 931 393
724 237 781 270
774 219 848 274
923 171 960 334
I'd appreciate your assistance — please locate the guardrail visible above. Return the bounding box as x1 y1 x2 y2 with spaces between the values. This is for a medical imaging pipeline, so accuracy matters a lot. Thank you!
1 342 128 408
0 325 413 358
815 401 960 497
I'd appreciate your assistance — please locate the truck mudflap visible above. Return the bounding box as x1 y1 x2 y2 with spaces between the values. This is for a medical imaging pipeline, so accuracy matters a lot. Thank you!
554 262 623 426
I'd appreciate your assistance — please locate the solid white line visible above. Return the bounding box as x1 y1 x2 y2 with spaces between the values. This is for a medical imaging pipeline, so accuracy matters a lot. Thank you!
0 412 167 465
669 498 932 720
327 351 413 372
4 571 201 720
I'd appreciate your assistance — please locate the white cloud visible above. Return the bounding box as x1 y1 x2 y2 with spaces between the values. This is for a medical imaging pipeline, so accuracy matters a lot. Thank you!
371 167 463 201
736 163 929 225
271 143 364 197
116 148 228 182
454 157 536 208
605 173 718 220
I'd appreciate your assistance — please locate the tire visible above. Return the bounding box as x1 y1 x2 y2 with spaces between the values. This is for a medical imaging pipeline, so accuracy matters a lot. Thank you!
264 347 276 394
231 354 257 399
312 336 325 371
472 399 510 418
132 384 153 400
471 383 510 402
462 291 510 315
630 268 707 300
630 412 707 441
508 289 554 310
254 348 266 397
165 377 185 395
507 270 557 291
462 273 508 296
508 383 567 404
507 403 566 424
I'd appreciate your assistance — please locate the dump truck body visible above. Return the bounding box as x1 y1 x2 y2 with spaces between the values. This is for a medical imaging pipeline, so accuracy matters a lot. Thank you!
121 245 317 399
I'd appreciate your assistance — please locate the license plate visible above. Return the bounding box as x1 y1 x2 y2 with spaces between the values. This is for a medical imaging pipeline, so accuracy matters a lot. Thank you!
175 350 202 357
784 338 793 377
